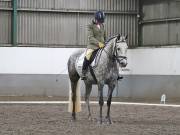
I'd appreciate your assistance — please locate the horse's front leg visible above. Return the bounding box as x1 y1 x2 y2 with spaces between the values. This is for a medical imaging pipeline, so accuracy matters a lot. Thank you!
106 83 115 124
98 83 104 124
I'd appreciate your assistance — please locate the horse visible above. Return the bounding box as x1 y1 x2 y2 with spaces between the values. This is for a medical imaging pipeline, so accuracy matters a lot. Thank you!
67 34 128 124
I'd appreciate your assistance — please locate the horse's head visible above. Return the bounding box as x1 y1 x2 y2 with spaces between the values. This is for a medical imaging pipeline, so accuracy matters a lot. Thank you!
113 35 128 67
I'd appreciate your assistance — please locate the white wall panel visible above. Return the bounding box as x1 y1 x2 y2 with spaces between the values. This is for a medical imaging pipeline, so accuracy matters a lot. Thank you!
0 47 180 75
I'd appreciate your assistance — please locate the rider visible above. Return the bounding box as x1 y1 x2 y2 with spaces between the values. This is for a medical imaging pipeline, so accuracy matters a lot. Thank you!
81 10 106 80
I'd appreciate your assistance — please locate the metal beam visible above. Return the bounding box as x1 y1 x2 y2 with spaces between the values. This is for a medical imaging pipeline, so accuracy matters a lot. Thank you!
17 43 86 48
12 0 17 46
141 18 180 24
17 8 138 15
0 7 138 15
0 7 12 11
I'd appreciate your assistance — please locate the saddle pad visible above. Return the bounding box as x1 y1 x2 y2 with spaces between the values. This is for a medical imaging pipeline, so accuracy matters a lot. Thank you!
75 51 86 75
76 51 86 71
76 50 100 71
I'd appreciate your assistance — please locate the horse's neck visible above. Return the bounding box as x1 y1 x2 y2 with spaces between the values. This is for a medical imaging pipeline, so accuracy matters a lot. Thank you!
96 39 115 67
103 39 114 58
96 39 118 74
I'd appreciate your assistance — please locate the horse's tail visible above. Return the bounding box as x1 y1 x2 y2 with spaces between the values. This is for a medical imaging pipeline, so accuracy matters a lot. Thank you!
68 79 81 113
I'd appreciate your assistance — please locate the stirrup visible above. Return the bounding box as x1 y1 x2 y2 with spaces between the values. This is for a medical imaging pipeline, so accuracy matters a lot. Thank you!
81 75 87 80
117 76 123 80
81 69 87 80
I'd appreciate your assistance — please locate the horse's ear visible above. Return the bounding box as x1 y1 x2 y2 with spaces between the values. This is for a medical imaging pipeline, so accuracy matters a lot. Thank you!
125 35 128 40
117 34 121 40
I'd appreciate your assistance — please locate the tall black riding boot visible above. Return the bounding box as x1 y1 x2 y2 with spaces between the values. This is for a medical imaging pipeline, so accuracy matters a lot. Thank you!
81 57 90 80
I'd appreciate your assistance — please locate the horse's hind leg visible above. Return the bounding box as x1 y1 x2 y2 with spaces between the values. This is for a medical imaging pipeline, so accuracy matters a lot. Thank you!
68 57 80 120
85 83 92 120
70 80 78 120
69 71 80 120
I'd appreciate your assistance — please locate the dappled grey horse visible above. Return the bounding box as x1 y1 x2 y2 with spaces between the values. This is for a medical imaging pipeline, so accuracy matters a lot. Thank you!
68 35 128 124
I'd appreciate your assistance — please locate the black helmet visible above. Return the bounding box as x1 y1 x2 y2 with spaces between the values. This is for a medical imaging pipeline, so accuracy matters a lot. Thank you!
95 11 105 23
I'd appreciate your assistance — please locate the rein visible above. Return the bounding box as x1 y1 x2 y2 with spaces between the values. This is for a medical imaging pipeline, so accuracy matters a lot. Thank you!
103 40 127 64
93 35 127 68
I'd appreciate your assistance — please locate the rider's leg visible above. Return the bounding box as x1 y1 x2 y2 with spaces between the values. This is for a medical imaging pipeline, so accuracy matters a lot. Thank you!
81 57 89 80
81 49 94 80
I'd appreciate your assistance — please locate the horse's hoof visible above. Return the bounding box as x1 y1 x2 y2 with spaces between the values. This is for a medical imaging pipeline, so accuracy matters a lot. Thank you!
97 118 103 124
107 120 112 125
97 120 102 125
71 118 75 121
71 116 76 122
105 117 113 125
88 116 92 121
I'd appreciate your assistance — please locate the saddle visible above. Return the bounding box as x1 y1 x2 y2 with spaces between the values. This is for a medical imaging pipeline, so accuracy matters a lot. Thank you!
89 49 101 67
76 49 101 72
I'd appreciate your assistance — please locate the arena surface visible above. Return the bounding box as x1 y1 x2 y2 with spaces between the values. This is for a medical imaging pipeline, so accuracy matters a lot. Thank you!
0 102 180 135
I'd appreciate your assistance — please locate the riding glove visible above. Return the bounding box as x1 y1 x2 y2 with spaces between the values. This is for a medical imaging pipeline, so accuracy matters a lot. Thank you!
98 42 104 48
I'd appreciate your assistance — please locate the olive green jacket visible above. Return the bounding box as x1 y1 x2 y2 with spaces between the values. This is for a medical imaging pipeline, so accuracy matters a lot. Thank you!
87 20 106 50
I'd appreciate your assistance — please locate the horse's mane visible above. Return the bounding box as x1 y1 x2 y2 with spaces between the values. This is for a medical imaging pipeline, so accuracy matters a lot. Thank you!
105 35 118 45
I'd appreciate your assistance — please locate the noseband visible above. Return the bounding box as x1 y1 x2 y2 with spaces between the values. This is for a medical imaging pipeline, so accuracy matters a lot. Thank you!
112 41 127 64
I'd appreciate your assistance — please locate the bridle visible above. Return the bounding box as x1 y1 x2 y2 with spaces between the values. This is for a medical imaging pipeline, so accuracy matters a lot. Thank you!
103 37 127 64
113 40 127 64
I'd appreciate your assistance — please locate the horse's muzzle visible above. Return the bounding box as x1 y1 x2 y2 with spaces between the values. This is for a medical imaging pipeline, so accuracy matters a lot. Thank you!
119 59 127 67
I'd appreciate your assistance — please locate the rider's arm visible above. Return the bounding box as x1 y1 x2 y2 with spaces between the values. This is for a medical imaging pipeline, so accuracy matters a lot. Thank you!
88 25 99 47
104 29 106 43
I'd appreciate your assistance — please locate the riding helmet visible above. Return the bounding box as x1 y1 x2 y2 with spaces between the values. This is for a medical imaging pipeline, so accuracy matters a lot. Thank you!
95 11 105 23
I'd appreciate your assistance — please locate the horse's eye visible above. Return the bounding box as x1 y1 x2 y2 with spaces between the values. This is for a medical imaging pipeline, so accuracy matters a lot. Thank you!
117 48 120 51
